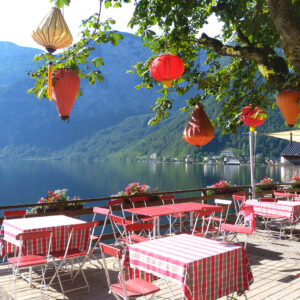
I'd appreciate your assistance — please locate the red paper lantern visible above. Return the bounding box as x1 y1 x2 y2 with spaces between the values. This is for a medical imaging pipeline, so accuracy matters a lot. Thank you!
182 104 214 147
149 54 184 88
276 91 300 128
52 68 80 120
240 106 266 131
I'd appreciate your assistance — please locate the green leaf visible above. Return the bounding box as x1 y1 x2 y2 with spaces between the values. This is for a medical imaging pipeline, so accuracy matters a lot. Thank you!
55 0 63 8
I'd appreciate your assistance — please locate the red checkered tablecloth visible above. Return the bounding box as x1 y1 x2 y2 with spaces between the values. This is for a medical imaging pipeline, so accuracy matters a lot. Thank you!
2 215 89 255
246 200 300 222
127 234 253 300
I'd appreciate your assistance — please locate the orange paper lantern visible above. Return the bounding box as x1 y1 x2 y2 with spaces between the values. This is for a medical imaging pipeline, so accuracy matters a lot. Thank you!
149 54 184 88
182 105 214 147
276 91 300 127
52 68 80 120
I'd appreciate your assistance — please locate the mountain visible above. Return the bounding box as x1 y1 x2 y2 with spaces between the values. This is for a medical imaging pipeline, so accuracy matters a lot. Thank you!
0 34 291 160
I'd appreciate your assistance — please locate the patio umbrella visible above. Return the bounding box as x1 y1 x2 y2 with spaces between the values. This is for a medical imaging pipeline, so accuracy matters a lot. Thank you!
263 130 300 143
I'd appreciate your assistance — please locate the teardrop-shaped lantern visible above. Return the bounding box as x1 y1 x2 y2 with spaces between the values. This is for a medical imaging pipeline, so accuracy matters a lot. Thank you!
240 106 267 132
52 68 80 121
276 91 300 128
32 7 73 101
150 54 184 88
182 104 214 147
32 7 73 54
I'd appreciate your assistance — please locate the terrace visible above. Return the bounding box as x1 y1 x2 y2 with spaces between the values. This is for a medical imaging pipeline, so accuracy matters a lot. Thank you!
0 184 299 299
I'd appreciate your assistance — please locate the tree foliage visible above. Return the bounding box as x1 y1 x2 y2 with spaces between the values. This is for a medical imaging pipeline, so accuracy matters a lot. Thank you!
29 0 300 133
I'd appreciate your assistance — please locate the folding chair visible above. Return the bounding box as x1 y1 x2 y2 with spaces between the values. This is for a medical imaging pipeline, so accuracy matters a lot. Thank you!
273 190 295 201
221 223 253 249
99 243 160 299
235 205 256 230
160 195 188 234
232 194 247 214
48 221 98 298
192 207 225 238
128 197 154 223
109 214 136 248
211 199 232 223
108 199 127 219
124 222 153 245
1 210 27 262
8 230 52 299
89 207 111 267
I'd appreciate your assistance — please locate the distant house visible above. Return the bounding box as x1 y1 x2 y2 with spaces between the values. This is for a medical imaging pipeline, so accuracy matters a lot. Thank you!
225 158 241 165
220 149 235 158
280 142 300 165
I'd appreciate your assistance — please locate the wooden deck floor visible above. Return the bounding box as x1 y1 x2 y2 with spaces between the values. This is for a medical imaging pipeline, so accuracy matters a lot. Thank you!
0 229 300 300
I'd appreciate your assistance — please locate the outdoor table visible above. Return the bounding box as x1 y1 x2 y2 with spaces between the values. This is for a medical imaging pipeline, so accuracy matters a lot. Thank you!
246 200 300 223
3 215 88 255
126 234 253 300
124 202 218 238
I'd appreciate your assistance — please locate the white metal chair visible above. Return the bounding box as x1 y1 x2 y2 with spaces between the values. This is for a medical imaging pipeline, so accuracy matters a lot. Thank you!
124 222 153 245
232 194 247 214
8 230 52 299
99 242 160 299
128 196 154 223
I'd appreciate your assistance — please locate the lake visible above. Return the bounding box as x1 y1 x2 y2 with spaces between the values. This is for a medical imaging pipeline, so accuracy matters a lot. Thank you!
0 160 298 206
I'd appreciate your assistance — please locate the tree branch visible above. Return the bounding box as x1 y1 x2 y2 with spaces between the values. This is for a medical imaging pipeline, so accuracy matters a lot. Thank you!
199 33 289 85
267 0 300 72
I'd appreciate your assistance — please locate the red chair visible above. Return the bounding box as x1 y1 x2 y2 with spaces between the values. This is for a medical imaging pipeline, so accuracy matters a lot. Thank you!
99 243 160 299
109 214 136 248
273 190 295 200
160 195 188 233
48 221 99 298
232 194 247 214
1 210 27 262
128 196 154 223
107 199 127 219
124 222 153 244
192 206 225 238
8 230 52 299
221 223 253 249
89 207 111 266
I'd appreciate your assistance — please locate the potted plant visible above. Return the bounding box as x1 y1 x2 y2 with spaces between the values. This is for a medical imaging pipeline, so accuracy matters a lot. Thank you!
112 182 159 203
65 196 84 210
257 177 277 191
288 174 300 190
206 179 237 195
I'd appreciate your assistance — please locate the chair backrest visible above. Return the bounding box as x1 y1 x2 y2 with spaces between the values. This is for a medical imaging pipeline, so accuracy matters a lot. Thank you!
233 192 246 196
160 195 175 205
65 221 99 257
232 195 247 202
124 222 153 244
273 190 295 200
3 210 27 218
16 230 53 257
99 243 126 297
258 197 278 202
90 207 111 249
107 199 126 218
129 196 148 207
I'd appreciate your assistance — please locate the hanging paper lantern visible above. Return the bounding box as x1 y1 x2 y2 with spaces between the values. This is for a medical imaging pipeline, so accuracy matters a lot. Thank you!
240 106 267 132
149 54 184 88
182 105 214 147
32 7 73 100
276 91 300 128
52 69 80 121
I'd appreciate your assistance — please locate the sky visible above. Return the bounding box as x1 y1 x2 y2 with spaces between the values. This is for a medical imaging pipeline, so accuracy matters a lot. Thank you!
0 0 222 50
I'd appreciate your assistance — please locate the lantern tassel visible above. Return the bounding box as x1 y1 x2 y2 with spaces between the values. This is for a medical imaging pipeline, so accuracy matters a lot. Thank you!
250 126 255 132
163 80 172 88
48 62 53 101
